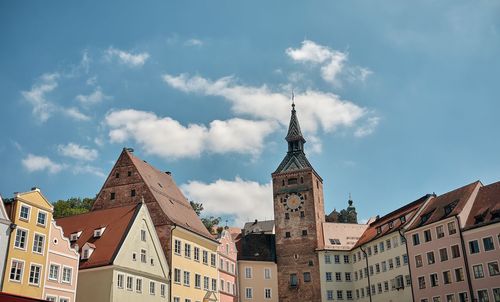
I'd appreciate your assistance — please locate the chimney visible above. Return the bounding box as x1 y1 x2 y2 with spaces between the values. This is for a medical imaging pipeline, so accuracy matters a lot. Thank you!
165 171 171 175
31 187 40 192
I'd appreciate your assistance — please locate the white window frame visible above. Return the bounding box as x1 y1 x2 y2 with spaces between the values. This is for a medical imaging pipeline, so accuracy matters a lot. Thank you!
32 232 46 255
14 227 29 251
126 275 134 290
45 295 57 302
136 277 143 293
9 258 25 283
36 210 48 227
117 273 124 288
264 268 271 279
264 288 272 299
28 263 43 286
62 266 72 284
245 267 252 279
19 203 31 221
245 287 253 299
48 263 61 281
149 281 155 295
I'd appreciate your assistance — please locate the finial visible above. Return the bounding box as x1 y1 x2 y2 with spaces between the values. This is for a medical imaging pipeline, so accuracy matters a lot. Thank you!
291 90 295 110
348 193 353 206
141 195 145 204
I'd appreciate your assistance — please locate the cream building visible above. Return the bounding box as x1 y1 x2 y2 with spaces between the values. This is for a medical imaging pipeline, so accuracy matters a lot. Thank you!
236 233 278 302
0 196 12 289
56 202 170 302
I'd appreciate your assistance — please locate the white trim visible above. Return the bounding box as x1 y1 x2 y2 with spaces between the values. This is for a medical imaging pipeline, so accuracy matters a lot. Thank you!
8 258 25 283
48 262 61 282
15 190 54 211
467 239 481 254
36 209 48 227
481 235 496 252
49 249 80 261
58 295 71 302
44 285 76 293
32 231 46 255
45 295 58 302
13 226 29 251
18 202 32 222
61 265 73 285
50 220 79 257
471 263 485 279
28 262 44 287
486 260 500 277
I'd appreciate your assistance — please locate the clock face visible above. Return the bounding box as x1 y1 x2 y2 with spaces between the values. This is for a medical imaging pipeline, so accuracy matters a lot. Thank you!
282 193 305 212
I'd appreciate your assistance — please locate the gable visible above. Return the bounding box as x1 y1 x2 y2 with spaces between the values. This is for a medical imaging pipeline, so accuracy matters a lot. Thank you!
16 190 53 212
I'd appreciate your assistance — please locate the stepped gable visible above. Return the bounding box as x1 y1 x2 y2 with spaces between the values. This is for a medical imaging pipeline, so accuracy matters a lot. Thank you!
354 194 430 249
125 150 212 239
56 204 139 269
464 180 500 229
407 180 481 230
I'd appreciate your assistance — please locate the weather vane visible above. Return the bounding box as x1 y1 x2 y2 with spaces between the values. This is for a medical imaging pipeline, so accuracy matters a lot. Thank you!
291 89 295 109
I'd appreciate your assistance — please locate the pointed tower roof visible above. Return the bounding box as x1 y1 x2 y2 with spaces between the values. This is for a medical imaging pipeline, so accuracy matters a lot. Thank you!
274 103 318 176
285 103 305 143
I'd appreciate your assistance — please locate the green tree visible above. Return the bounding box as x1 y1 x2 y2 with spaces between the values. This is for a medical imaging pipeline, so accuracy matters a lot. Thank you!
53 197 95 218
190 201 220 234
190 201 204 216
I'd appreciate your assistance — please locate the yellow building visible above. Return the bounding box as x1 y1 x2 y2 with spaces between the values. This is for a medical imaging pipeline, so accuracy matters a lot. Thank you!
2 188 53 299
171 226 219 302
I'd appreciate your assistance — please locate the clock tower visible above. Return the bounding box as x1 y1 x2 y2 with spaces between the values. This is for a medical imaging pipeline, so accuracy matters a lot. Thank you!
272 103 325 302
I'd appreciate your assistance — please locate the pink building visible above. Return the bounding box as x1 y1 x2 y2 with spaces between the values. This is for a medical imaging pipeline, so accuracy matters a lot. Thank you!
462 181 500 302
43 220 79 302
405 181 481 302
217 229 239 302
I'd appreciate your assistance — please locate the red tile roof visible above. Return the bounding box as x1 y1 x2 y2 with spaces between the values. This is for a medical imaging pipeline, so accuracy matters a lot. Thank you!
354 194 430 248
407 181 480 231
465 181 500 229
0 292 47 302
56 203 139 269
125 150 213 239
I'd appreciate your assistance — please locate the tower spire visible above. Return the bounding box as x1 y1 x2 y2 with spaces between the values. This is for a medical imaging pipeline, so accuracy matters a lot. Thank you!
285 100 305 147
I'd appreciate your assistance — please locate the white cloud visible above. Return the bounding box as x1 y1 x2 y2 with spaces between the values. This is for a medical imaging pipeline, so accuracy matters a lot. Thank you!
21 73 59 122
105 47 150 67
162 73 369 135
57 143 98 161
355 116 380 137
185 38 204 47
105 109 276 159
181 177 273 226
73 165 106 178
76 87 111 105
22 154 64 174
63 107 91 121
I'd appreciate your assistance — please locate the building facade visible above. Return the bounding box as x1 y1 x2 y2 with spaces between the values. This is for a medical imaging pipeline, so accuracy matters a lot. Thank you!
217 229 238 302
0 196 12 289
56 202 170 302
43 220 79 302
91 148 219 302
2 189 53 299
272 103 325 302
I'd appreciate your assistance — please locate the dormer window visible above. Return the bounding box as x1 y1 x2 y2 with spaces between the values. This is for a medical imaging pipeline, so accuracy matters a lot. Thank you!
94 227 106 238
81 242 96 260
388 221 394 229
444 199 459 216
400 216 406 223
376 227 382 234
70 231 82 241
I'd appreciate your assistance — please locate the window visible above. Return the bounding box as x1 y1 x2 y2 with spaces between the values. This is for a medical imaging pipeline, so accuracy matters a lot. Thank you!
430 273 438 287
473 264 485 278
46 296 57 301
378 283 382 293
406 275 411 286
448 221 457 235
211 278 217 291
264 268 271 279
184 243 191 258
451 244 461 258
324 254 331 264
369 265 374 275
469 240 480 254
483 237 495 251
327 290 334 300
367 246 372 256
326 272 332 281
303 272 311 282
300 211 305 218
203 276 209 290
194 247 200 261
174 240 181 254
477 290 489 302
382 261 387 271
403 253 409 265
337 290 344 300
37 211 47 226
302 229 308 236
458 292 468 302
141 229 146 241
374 245 378 254
117 274 124 288
440 248 449 262
347 290 353 300
9 260 23 281
174 268 181 283
436 225 445 238
413 233 420 246
433 298 442 302
127 276 133 290
183 271 190 286
344 255 350 263
173 298 180 302
245 267 252 278
194 273 201 288
389 258 394 269
396 256 401 267
220 279 224 291
345 272 351 281
387 239 392 249
380 241 385 252
285 232 291 238
334 255 340 263
285 213 290 220
424 230 432 242
492 288 500 302
443 270 451 284
20 205 30 220
110 192 115 200
141 249 147 263
33 234 45 254
59 298 69 302
203 250 208 264
418 276 426 289
49 264 60 280
161 284 166 297
136 278 142 292
375 263 380 273
446 294 455 302
488 261 500 276
62 267 72 283
131 189 136 197
336 272 342 281
245 288 253 299
14 229 27 249
455 268 464 282
427 251 435 264
115 172 120 178
290 274 298 287
384 281 389 291
265 288 272 299
127 171 132 177
149 281 155 295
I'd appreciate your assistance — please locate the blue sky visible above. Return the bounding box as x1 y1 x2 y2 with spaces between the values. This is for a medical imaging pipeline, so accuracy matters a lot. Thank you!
1 1 499 225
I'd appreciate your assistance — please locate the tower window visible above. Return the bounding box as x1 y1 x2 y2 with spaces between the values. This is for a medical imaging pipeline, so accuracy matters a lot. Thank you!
282 180 285 186
303 272 311 282
128 171 132 177
289 274 298 287
285 213 290 220
300 177 304 184
131 189 136 197
316 180 319 188
302 230 308 236
285 232 291 238
288 178 298 185
110 192 115 200
300 211 305 218
308 260 314 267
115 172 120 178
